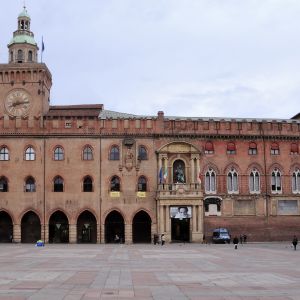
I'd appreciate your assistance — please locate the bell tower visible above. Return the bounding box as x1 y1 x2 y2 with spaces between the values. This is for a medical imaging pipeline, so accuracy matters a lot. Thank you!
0 6 52 119
8 6 39 64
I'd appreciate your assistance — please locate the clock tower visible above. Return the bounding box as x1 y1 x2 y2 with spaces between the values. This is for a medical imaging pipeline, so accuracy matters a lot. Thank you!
0 6 52 119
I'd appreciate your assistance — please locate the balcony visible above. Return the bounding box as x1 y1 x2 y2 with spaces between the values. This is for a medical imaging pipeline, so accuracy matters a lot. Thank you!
157 183 202 199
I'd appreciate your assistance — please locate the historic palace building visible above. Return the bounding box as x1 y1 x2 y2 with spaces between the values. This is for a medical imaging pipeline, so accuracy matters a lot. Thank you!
1 8 300 244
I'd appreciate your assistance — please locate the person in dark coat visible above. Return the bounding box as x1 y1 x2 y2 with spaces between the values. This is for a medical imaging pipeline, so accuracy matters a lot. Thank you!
233 236 239 250
292 235 298 250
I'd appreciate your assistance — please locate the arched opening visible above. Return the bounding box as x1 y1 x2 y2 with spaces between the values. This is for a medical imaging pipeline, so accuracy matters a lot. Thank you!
49 211 69 243
21 211 41 243
132 211 151 243
105 211 124 243
77 211 97 243
173 159 186 183
0 211 13 243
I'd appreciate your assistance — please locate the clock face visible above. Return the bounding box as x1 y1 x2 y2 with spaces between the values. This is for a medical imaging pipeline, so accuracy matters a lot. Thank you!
5 89 31 117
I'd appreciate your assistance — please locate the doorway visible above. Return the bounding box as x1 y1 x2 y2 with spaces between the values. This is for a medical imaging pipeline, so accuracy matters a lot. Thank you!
49 211 69 243
105 211 124 243
132 211 151 243
21 211 41 243
77 211 97 243
171 218 190 242
0 211 13 243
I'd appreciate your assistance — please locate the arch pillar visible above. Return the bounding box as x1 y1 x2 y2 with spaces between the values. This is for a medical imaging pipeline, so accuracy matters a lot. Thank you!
69 224 77 243
125 223 132 244
13 224 21 243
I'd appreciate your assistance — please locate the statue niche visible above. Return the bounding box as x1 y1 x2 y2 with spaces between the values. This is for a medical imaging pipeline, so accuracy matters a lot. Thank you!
173 160 186 183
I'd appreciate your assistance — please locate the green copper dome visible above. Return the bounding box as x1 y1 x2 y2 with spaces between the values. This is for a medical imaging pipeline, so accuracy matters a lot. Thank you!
18 7 30 19
8 35 37 46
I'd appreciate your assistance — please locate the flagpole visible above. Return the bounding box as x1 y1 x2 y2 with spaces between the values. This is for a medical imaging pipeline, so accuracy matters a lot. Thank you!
41 36 44 63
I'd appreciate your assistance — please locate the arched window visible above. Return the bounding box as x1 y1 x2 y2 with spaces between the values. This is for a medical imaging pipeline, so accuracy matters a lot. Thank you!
54 146 64 161
138 176 147 192
292 169 300 193
17 49 23 62
83 146 93 161
0 147 9 161
227 169 238 193
10 51 13 62
249 169 260 193
271 142 279 155
205 168 216 193
138 146 148 160
54 176 64 192
227 142 236 154
271 168 281 193
0 177 8 192
248 142 257 155
204 141 214 154
109 146 119 160
83 176 93 192
25 146 35 161
28 50 33 62
25 176 36 192
291 143 299 155
110 176 120 191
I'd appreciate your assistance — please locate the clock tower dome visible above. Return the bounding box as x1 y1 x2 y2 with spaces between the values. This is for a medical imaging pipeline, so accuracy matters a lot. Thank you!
0 6 52 119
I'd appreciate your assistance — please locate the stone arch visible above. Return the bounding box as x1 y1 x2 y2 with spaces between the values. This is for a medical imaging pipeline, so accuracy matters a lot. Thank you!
0 210 13 243
77 210 97 243
268 163 284 175
21 211 41 243
246 163 264 175
132 210 152 243
48 210 69 243
104 210 125 243
157 141 201 154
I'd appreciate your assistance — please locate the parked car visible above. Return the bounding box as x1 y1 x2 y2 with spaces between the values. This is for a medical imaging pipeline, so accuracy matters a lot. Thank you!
212 228 231 244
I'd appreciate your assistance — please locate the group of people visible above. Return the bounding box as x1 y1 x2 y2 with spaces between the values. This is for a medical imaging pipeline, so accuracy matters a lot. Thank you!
232 234 298 250
153 234 165 246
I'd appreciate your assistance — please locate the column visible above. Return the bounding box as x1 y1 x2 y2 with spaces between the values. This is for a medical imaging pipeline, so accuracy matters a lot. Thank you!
69 224 77 243
125 223 132 244
159 204 164 234
165 205 170 241
190 157 195 183
13 224 21 243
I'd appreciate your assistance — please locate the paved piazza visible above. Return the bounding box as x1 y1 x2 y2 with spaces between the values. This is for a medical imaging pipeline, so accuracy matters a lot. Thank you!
0 243 299 299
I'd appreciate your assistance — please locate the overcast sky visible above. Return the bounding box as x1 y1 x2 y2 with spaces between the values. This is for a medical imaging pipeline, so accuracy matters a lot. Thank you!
1 1 300 119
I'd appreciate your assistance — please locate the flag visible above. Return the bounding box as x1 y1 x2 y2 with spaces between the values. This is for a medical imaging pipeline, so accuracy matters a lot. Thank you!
197 170 201 184
159 167 163 184
163 167 168 181
42 37 45 52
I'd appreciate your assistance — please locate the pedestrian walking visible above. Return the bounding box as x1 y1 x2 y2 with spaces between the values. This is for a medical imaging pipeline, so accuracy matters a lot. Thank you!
161 234 165 246
153 234 159 245
233 236 239 250
239 234 243 245
243 234 247 243
292 235 298 250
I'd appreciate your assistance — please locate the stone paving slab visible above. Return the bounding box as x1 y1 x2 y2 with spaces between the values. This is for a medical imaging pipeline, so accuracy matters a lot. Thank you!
0 243 299 299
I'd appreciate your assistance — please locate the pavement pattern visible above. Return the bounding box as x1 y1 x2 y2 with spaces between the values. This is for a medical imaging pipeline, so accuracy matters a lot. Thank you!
0 242 299 299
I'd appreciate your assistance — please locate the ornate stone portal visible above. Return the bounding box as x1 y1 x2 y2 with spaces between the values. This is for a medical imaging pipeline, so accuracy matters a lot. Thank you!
156 142 204 243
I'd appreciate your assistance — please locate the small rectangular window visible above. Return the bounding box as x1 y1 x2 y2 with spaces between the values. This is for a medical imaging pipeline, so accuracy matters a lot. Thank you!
65 121 72 128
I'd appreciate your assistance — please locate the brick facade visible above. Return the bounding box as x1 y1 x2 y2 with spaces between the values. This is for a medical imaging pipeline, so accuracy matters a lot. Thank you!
1 8 300 244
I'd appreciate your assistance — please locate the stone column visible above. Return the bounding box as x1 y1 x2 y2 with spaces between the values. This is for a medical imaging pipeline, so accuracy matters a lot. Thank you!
159 204 164 234
165 205 170 241
13 224 21 243
42 224 49 243
190 157 195 183
69 224 77 243
97 223 101 244
125 223 132 244
100 223 105 243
